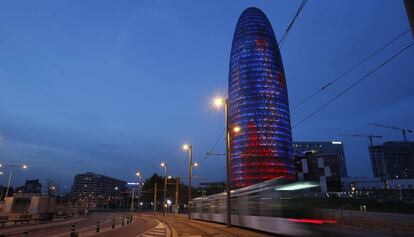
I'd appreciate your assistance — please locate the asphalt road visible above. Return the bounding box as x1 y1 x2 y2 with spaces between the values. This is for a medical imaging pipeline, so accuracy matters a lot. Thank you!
0 212 158 237
89 216 159 237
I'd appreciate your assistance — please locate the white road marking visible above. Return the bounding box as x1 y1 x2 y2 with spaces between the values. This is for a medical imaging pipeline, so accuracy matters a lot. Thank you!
137 222 166 237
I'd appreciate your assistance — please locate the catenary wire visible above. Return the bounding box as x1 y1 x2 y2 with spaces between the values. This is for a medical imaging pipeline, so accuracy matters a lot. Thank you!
292 41 414 129
204 127 226 159
291 29 410 111
279 0 309 48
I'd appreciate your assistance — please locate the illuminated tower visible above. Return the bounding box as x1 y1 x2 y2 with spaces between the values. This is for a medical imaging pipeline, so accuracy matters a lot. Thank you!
229 7 296 188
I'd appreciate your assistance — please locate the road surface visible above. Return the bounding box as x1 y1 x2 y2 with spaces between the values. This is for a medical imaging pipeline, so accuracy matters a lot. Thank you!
0 212 157 237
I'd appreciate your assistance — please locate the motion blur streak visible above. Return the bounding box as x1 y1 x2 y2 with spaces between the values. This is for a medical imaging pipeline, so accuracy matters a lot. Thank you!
288 218 337 224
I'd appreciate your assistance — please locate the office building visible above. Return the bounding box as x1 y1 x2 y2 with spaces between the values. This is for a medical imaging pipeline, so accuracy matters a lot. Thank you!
229 7 295 188
341 177 384 192
293 141 348 177
70 172 127 208
295 151 342 192
370 142 414 180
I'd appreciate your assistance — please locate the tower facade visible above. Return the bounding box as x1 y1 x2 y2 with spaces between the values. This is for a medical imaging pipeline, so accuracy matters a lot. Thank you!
229 7 296 188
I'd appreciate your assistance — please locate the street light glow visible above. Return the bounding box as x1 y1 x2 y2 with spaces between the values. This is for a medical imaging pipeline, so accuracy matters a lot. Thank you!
183 144 190 150
213 97 224 108
233 126 241 133
161 162 166 167
136 172 141 176
168 175 172 179
193 162 199 167
22 164 28 169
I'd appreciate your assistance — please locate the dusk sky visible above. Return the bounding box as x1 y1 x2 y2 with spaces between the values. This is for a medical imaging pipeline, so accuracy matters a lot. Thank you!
0 0 413 190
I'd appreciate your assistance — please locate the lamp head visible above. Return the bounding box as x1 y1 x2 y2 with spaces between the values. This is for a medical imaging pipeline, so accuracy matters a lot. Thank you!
213 97 224 108
182 144 190 151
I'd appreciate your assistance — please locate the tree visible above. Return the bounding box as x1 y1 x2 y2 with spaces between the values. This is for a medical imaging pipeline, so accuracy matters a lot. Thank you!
140 173 200 211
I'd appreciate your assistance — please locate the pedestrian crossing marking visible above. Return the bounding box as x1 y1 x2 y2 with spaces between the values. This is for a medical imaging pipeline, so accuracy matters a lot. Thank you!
137 222 166 237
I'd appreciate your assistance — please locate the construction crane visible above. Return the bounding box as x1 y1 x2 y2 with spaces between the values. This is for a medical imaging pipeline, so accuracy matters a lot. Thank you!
340 134 382 146
369 123 412 142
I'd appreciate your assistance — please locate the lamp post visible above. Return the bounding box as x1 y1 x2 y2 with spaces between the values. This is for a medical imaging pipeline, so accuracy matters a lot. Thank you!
160 162 168 216
182 144 193 219
167 176 181 214
130 188 135 211
213 97 240 228
1 163 28 199
136 171 142 213
174 176 180 214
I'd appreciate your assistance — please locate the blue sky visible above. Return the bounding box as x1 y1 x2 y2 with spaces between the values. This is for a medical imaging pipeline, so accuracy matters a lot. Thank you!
0 0 413 189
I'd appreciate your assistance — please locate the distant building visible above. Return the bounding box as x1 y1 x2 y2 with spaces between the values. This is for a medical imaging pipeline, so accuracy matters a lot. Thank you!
0 186 13 199
293 141 348 177
15 179 42 194
198 182 226 196
369 142 414 180
341 177 384 192
70 172 127 208
295 152 342 192
341 176 414 200
199 182 225 188
386 178 414 190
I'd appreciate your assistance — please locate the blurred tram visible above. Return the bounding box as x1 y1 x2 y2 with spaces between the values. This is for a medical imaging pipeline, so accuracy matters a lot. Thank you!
191 178 336 236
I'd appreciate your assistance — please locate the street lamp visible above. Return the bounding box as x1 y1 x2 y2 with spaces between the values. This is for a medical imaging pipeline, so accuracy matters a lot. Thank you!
133 171 142 212
214 97 224 107
213 96 241 228
182 143 194 219
0 163 28 199
166 175 181 215
136 171 142 213
160 162 168 216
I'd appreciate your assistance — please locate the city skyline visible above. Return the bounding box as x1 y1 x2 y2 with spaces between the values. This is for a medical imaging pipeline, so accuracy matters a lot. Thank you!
0 0 414 188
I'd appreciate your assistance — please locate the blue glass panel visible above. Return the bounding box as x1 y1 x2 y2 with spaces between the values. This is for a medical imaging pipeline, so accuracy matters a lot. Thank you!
229 7 296 188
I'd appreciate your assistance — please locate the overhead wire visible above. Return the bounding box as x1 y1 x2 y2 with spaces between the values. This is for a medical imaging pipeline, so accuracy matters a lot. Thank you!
291 29 410 111
279 0 309 49
204 127 226 159
292 41 414 129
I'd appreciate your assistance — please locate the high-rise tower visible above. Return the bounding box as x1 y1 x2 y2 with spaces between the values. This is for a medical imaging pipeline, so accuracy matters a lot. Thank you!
229 7 296 188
